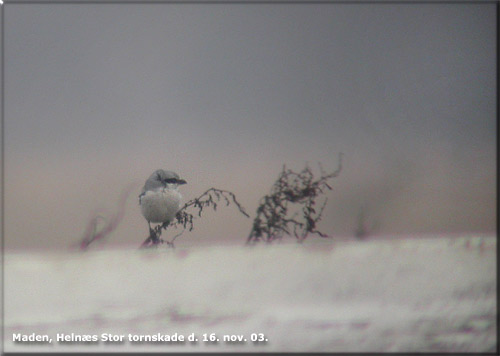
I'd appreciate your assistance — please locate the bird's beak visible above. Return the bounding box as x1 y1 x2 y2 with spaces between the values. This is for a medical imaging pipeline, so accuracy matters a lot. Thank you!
178 179 187 185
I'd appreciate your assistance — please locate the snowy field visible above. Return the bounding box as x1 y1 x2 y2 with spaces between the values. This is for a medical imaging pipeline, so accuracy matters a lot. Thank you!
3 234 497 353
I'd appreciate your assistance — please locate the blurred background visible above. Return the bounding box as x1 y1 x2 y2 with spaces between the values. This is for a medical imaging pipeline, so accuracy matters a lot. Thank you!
3 3 496 250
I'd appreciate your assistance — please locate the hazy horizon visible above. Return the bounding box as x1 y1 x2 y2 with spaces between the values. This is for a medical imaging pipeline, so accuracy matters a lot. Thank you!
3 2 496 250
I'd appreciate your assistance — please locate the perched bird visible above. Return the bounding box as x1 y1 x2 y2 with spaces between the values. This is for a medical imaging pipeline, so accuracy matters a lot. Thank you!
139 170 187 236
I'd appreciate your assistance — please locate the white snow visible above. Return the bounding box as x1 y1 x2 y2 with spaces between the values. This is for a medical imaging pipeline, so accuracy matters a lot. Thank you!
3 234 496 352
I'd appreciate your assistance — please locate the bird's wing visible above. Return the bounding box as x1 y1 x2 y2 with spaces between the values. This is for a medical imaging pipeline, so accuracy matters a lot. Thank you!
139 190 146 204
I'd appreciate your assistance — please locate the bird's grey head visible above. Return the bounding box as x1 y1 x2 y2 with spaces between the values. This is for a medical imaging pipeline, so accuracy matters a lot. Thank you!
143 169 187 191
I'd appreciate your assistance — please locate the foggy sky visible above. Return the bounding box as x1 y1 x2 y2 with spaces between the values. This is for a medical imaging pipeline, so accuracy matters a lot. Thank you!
3 3 496 250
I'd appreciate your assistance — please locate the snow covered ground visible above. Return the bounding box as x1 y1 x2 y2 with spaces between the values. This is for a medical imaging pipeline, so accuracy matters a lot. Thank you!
3 234 497 353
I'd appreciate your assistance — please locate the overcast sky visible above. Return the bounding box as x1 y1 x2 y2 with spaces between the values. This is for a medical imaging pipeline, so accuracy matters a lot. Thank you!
3 2 496 250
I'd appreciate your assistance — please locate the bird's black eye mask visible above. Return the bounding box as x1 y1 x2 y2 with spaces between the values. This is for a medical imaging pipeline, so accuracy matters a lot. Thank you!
156 172 177 184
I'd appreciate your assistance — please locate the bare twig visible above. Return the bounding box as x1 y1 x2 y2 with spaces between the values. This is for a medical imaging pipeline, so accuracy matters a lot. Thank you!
140 187 249 249
80 183 137 250
247 153 342 244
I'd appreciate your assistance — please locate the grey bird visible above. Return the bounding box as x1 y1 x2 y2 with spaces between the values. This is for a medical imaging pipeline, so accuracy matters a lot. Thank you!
139 170 187 235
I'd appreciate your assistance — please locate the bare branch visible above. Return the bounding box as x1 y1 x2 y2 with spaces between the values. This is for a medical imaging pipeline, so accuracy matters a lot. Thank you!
140 187 249 249
247 153 342 245
79 183 137 250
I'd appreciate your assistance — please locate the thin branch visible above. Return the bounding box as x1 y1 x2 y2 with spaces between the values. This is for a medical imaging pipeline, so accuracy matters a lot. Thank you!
79 183 137 250
140 187 249 249
247 153 342 245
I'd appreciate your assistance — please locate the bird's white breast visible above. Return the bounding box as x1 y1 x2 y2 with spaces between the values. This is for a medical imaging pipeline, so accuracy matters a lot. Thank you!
140 188 182 224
